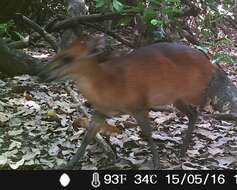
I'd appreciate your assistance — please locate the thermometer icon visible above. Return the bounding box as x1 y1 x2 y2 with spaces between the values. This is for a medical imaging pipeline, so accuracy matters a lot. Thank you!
91 172 101 188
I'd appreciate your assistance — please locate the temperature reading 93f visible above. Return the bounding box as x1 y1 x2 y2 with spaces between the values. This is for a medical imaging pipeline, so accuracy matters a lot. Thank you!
104 174 127 185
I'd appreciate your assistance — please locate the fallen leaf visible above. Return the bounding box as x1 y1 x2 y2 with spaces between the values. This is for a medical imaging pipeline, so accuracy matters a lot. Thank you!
9 158 25 169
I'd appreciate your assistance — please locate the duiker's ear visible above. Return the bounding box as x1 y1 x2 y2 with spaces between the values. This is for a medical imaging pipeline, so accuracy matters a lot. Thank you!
87 35 106 53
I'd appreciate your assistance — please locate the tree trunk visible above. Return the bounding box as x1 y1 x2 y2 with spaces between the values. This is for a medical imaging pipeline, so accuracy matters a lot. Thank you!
0 39 42 76
59 0 88 49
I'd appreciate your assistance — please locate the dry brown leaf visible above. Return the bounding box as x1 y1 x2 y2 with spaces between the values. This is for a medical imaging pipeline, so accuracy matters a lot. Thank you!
72 117 122 135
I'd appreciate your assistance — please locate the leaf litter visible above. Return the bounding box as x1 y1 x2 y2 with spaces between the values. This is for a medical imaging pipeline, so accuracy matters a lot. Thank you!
0 73 236 170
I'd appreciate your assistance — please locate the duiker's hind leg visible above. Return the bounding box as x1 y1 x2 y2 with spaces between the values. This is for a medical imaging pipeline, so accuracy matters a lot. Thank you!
174 100 198 157
134 111 160 170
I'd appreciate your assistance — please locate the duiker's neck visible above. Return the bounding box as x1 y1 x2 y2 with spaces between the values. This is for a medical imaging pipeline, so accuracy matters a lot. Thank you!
72 58 108 82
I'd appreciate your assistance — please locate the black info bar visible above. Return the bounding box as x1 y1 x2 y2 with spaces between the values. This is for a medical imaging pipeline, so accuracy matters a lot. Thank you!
0 170 236 189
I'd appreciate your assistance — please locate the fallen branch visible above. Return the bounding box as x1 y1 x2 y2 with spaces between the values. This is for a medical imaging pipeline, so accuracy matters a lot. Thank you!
16 13 58 52
201 113 237 122
0 39 43 76
50 12 133 32
210 0 237 24
44 16 65 32
180 28 200 45
82 22 135 48
7 35 30 49
65 85 89 118
180 0 201 17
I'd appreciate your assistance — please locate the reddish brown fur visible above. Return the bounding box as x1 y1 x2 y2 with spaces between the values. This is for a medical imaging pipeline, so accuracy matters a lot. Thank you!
58 41 217 116
50 39 221 169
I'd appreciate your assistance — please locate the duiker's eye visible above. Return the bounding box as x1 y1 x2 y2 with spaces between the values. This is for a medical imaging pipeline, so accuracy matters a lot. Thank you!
62 55 75 64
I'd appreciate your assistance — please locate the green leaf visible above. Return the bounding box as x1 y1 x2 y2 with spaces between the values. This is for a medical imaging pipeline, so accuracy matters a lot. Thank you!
215 37 233 46
166 0 180 3
14 32 24 40
164 7 181 15
0 24 8 34
213 52 235 64
150 19 163 26
112 0 124 12
148 0 162 5
143 8 157 24
95 0 106 8
124 6 142 13
0 20 16 38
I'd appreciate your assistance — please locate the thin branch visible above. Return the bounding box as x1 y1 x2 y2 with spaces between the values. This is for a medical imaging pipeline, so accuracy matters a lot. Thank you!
201 113 237 122
16 13 58 52
179 0 201 17
65 85 89 118
81 22 135 48
210 0 237 24
7 35 30 49
50 12 133 32
64 85 116 163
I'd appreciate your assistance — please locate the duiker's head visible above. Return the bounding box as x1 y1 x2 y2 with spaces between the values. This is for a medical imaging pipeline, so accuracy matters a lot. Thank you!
40 35 105 81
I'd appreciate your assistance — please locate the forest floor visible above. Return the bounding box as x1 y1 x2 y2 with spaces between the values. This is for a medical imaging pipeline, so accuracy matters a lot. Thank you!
0 42 237 170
